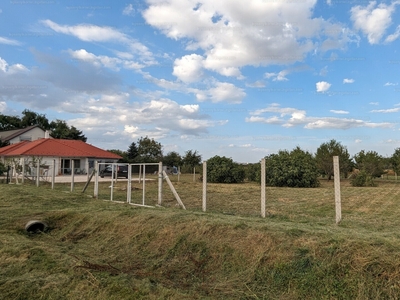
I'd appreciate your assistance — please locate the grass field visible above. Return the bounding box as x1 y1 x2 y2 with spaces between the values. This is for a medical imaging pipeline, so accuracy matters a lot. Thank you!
2 175 400 299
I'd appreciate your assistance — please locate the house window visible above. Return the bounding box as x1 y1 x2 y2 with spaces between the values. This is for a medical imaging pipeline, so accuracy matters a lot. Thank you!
20 135 32 141
73 159 81 169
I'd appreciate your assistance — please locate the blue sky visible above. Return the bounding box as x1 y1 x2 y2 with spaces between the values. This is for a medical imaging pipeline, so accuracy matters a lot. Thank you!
1 0 400 163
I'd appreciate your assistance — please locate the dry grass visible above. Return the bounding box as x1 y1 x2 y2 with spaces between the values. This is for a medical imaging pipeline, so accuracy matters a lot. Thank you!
2 176 400 298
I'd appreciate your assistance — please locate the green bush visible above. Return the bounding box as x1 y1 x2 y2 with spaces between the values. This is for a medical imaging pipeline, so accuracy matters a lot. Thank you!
206 156 245 183
0 162 6 175
265 147 320 188
245 163 261 182
350 170 376 187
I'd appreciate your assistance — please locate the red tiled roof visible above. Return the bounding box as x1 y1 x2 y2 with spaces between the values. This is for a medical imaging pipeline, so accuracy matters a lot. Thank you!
0 139 122 159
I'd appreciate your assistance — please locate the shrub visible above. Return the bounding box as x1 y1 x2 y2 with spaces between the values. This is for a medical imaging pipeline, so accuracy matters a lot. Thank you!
265 147 320 188
350 170 376 187
206 156 245 183
0 162 6 175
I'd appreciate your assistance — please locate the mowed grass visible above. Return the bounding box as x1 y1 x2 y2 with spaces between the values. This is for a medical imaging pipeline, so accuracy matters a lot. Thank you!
2 175 400 299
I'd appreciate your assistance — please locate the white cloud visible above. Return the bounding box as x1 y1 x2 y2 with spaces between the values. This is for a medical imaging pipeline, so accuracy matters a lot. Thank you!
350 1 399 44
330 110 349 114
384 82 398 86
172 54 204 83
245 80 265 88
143 0 356 76
371 107 400 113
68 49 145 70
123 4 134 16
0 57 7 72
247 104 393 129
0 101 6 113
355 139 362 143
370 102 379 105
316 81 331 92
0 57 28 73
385 25 400 42
209 82 246 104
343 78 354 84
264 70 289 81
41 20 153 60
0 36 21 46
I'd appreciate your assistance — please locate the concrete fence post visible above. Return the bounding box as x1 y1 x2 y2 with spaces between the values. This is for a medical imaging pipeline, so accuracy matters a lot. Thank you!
202 161 207 212
261 158 266 218
333 156 342 224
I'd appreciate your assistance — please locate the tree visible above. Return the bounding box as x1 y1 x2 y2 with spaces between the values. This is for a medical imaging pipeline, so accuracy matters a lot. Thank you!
49 120 87 142
182 150 202 167
107 149 128 162
136 136 163 163
352 150 385 186
162 151 182 167
21 109 50 129
0 114 21 130
127 142 139 162
315 139 352 180
207 155 245 183
265 147 320 188
391 148 400 175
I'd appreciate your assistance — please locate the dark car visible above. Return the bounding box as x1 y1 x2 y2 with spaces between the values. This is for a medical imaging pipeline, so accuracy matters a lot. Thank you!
100 165 129 178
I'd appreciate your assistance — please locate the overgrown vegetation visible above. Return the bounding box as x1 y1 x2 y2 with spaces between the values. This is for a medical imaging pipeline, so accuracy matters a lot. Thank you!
206 155 245 183
2 178 400 299
265 146 320 188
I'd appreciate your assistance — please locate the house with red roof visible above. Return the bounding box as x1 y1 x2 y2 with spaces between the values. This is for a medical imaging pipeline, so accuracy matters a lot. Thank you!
0 137 122 176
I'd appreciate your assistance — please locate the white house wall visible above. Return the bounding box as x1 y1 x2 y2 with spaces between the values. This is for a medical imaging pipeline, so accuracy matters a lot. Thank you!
9 127 47 144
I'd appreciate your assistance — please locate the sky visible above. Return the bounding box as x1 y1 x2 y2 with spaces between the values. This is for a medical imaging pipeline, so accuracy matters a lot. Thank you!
0 0 400 163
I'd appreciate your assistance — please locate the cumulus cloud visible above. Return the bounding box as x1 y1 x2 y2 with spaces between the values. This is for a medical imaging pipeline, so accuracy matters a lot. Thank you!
246 104 393 129
316 81 331 92
343 78 354 84
196 82 246 104
172 54 204 82
384 82 398 86
68 49 146 70
351 1 399 44
143 0 356 77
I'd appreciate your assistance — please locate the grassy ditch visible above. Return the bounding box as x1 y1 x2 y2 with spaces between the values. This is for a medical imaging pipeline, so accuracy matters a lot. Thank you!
1 179 400 299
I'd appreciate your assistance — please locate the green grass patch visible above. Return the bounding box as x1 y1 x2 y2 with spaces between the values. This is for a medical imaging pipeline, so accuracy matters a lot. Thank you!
1 178 400 298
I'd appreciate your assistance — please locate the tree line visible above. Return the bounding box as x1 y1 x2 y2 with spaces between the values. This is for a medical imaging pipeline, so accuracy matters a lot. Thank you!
108 136 202 173
230 139 400 187
0 110 397 187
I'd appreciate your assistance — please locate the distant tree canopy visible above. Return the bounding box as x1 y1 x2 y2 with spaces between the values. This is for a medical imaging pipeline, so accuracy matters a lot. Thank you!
351 150 385 186
136 136 163 163
0 110 87 143
265 147 320 188
315 139 353 180
207 155 245 183
162 151 182 167
391 148 400 175
49 120 87 142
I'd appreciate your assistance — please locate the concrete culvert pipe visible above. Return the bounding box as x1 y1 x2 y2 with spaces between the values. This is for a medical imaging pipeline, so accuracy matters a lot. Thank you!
25 220 48 233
